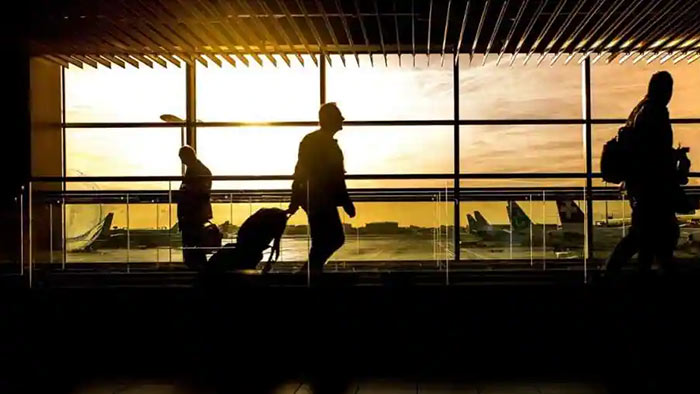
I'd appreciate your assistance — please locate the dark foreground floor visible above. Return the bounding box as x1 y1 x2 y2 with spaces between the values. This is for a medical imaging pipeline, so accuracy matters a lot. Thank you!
2 270 700 393
70 378 607 393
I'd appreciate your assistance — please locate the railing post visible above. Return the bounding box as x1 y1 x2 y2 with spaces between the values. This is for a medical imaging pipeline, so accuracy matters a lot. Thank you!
451 54 460 285
126 192 130 273
19 186 24 277
28 182 33 288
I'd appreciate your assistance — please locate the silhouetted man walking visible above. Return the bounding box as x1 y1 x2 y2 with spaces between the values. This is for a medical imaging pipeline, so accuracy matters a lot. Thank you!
606 72 680 274
288 102 355 276
177 145 213 269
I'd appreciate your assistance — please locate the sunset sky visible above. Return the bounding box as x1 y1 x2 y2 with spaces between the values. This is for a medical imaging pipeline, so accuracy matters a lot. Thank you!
63 53 699 231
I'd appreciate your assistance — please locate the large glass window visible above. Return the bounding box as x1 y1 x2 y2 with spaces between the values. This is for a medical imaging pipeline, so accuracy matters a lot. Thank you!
459 54 582 119
57 53 700 273
64 65 185 123
196 55 319 122
592 62 700 118
327 54 453 120
460 125 584 174
66 128 182 177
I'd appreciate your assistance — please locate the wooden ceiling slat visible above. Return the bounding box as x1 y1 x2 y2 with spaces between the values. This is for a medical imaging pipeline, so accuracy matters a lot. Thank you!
101 54 126 68
536 0 587 65
275 0 318 66
85 55 111 68
471 0 491 64
335 0 359 65
260 0 305 66
606 0 677 63
689 53 700 64
411 0 416 66
440 0 452 67
646 23 700 64
220 53 237 67
218 0 277 66
193 54 208 67
168 0 249 65
26 0 700 68
567 0 628 64
72 54 98 68
115 54 140 68
43 55 70 68
373 0 388 66
550 0 608 65
237 0 291 66
628 1 698 64
316 0 345 66
204 53 223 67
131 53 154 67
497 0 527 65
483 0 508 66
511 0 546 66
583 0 648 64
56 54 83 68
296 0 333 66
354 0 372 66
454 0 471 66
207 1 261 66
523 0 566 65
146 54 168 67
393 1 401 66
426 0 433 64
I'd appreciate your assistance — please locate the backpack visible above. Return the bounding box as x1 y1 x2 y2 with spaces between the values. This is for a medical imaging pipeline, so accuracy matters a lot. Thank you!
600 125 636 184
207 208 289 271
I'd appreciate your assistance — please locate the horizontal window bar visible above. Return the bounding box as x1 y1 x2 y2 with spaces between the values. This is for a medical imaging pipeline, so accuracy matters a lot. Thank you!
62 119 700 128
30 173 699 183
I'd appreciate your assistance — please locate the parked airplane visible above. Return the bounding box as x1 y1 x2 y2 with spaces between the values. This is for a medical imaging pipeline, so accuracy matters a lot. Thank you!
462 211 512 247
66 212 114 252
549 200 639 255
461 202 556 248
90 222 182 250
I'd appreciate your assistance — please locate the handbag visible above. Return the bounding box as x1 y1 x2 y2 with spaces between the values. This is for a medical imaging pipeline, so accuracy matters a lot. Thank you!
201 221 223 248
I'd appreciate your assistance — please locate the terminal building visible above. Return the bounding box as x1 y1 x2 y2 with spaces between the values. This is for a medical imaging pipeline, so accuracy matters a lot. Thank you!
2 1 700 392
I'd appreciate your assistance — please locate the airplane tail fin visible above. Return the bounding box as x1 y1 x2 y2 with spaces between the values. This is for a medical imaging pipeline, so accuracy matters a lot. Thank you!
473 211 491 230
467 214 478 231
98 213 114 239
507 201 532 231
556 200 585 225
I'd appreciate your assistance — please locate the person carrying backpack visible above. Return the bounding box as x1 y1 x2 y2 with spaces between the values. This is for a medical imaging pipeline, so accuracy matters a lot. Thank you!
605 71 681 274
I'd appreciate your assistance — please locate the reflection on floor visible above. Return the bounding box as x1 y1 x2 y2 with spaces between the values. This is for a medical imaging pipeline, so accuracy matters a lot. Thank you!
72 379 607 394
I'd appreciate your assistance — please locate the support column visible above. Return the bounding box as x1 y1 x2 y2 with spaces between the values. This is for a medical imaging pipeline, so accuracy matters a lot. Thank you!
320 55 326 104
185 63 196 149
29 57 63 267
582 58 594 283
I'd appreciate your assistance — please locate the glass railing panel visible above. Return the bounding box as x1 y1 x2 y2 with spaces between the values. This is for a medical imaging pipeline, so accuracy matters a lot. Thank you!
457 182 588 276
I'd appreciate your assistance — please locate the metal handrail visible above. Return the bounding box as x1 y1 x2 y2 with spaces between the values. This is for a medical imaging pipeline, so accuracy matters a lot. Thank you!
61 118 700 128
29 172 700 183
